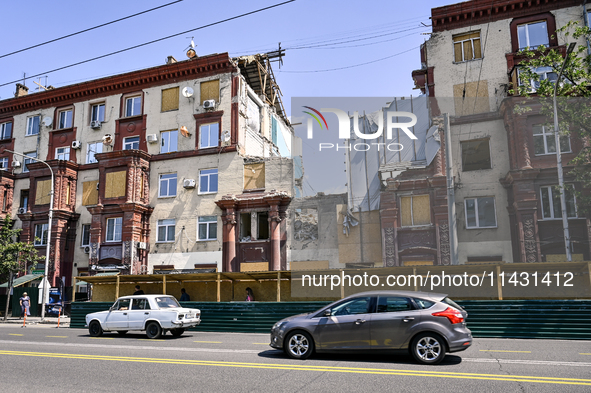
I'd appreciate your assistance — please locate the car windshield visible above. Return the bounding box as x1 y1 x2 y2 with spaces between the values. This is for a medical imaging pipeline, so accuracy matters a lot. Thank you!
156 297 180 309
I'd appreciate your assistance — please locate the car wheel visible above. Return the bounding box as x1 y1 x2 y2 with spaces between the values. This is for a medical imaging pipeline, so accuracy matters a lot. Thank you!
410 332 446 365
146 322 162 339
89 321 103 337
117 331 128 336
285 331 314 360
171 328 185 337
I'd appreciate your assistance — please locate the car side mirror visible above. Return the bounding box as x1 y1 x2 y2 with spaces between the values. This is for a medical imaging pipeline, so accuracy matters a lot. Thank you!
324 309 331 317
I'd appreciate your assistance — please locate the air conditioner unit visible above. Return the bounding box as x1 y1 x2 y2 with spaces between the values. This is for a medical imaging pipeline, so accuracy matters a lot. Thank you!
72 140 82 149
90 120 102 129
183 179 196 189
18 207 26 214
203 99 216 109
84 246 91 254
12 160 21 168
146 134 158 143
137 242 147 250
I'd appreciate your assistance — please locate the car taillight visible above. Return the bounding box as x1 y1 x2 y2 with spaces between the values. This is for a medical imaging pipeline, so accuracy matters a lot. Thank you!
432 307 464 324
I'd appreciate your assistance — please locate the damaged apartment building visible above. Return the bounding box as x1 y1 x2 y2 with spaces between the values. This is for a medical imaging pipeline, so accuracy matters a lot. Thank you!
0 51 302 294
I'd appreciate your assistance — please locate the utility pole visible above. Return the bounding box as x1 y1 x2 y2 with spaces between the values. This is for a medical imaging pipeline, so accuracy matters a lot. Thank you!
444 113 458 264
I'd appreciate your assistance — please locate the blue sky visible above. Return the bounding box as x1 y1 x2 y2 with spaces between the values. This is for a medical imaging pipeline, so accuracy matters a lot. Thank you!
0 0 452 195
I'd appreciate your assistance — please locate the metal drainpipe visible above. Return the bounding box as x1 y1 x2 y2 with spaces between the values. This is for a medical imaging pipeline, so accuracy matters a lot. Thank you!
585 1 591 57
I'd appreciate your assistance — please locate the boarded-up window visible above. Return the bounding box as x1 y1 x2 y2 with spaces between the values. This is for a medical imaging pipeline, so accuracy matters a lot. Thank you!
453 32 481 62
200 80 219 103
400 195 430 226
35 180 51 205
161 87 179 112
82 180 98 206
244 163 265 190
453 80 490 116
105 171 127 199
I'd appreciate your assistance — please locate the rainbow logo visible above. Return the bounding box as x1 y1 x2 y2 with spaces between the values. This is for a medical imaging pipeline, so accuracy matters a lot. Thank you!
302 106 329 130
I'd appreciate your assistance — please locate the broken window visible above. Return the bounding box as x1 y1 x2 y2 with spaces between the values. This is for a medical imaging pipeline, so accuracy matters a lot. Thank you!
400 195 430 227
453 31 481 62
240 212 269 242
246 95 261 134
461 139 491 171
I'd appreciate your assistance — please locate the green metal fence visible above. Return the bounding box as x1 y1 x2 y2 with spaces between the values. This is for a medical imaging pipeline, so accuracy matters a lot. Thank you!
70 300 591 340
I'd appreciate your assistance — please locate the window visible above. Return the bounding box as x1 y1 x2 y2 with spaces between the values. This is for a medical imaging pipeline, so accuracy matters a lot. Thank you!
199 123 219 148
131 298 151 310
81 224 91 246
239 212 269 241
58 109 72 129
26 116 40 136
160 130 178 154
106 217 123 242
329 297 372 316
114 299 130 311
157 219 175 242
91 103 105 122
540 185 577 219
461 139 491 171
23 152 37 172
159 173 177 197
377 297 413 313
518 66 557 92
246 96 261 134
161 87 179 112
200 80 220 103
125 96 142 117
199 169 218 193
517 21 549 50
0 121 12 139
20 190 29 212
56 147 70 161
400 195 430 227
123 136 140 150
533 125 570 155
465 197 497 228
198 216 217 241
86 142 103 164
34 223 48 246
0 157 8 170
453 31 482 62
244 163 265 190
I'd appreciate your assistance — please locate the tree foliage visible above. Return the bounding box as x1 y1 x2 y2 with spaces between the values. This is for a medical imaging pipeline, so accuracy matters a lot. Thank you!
510 21 591 213
0 215 44 282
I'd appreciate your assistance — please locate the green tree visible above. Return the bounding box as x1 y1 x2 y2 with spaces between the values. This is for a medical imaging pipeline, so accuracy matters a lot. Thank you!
0 215 45 320
511 21 591 213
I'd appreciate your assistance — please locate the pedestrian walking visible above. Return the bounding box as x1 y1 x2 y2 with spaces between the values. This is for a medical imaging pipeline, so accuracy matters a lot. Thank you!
20 292 31 319
245 287 255 302
180 288 190 301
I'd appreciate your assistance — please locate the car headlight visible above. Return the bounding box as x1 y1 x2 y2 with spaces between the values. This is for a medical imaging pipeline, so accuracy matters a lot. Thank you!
272 321 287 331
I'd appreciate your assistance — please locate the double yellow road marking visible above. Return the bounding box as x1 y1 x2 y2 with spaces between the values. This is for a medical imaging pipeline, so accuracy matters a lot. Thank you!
0 350 590 386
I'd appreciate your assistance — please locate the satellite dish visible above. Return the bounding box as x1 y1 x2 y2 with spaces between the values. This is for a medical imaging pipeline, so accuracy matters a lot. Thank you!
222 130 231 142
186 48 197 59
180 126 191 138
182 87 194 98
102 134 113 145
42 116 52 127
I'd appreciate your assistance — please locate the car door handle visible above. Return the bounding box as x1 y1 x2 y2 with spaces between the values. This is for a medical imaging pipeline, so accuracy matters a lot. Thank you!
123 313 127 315
355 319 366 325
144 312 149 315
403 317 414 322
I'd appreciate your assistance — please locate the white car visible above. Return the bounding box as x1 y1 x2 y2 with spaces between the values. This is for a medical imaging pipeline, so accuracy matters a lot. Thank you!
85 295 201 339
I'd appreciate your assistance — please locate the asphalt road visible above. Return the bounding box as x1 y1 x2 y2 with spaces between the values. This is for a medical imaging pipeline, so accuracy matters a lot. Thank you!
0 325 590 392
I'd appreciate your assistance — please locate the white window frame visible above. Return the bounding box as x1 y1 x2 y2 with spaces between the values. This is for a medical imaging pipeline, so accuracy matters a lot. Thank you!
517 20 549 50
532 125 571 155
160 130 178 154
34 223 48 246
0 122 12 140
91 103 105 122
157 219 176 243
452 31 481 62
197 216 217 241
125 96 142 117
86 142 103 164
540 185 577 220
81 224 91 247
26 115 40 136
58 109 73 129
518 66 557 92
23 152 37 173
199 123 219 149
123 136 140 150
106 217 123 242
464 197 497 229
0 157 8 170
56 147 70 161
199 169 218 194
159 173 177 198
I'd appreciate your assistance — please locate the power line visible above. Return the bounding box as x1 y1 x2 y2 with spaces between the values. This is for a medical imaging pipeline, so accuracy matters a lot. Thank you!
0 0 184 60
278 46 418 74
0 0 296 88
302 31 429 50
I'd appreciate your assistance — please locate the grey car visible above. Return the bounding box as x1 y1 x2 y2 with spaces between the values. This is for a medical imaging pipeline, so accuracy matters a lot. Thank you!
270 290 472 364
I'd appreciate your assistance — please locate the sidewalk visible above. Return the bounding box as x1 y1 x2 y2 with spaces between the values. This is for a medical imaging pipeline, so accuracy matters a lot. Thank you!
0 315 70 327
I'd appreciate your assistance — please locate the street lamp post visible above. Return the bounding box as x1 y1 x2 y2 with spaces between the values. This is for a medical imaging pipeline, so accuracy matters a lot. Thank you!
552 42 576 262
7 149 54 320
